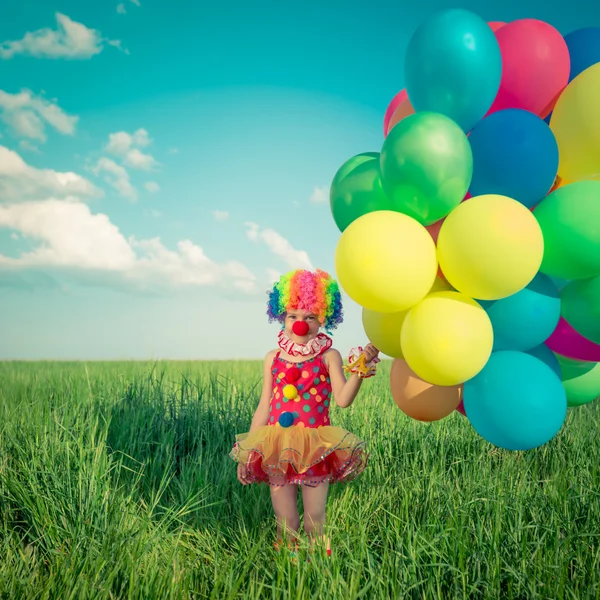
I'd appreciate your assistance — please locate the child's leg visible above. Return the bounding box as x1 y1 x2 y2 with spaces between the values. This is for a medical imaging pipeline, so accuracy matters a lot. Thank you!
301 482 331 553
270 483 300 543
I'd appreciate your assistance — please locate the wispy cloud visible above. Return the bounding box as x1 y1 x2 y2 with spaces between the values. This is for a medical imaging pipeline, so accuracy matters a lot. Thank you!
91 157 137 201
19 140 40 153
144 181 160 193
244 222 313 271
0 13 122 60
0 89 78 142
309 186 328 204
116 4 127 14
0 200 257 294
212 210 229 222
105 128 158 171
0 145 101 203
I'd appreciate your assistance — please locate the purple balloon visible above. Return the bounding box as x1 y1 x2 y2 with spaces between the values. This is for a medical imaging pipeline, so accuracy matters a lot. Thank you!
545 317 600 361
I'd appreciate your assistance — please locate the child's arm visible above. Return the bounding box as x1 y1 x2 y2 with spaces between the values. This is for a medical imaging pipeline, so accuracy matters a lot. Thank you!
325 345 378 409
248 349 276 432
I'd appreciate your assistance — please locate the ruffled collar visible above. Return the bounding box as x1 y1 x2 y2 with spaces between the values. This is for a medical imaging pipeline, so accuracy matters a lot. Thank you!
277 330 332 357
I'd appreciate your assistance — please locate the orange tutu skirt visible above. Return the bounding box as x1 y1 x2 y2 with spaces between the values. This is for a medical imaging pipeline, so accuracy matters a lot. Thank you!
230 424 368 487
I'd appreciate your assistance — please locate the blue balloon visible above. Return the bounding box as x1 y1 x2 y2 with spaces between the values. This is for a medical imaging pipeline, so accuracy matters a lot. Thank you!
484 273 561 352
463 351 567 451
527 345 561 378
564 28 600 82
404 8 502 132
468 109 559 208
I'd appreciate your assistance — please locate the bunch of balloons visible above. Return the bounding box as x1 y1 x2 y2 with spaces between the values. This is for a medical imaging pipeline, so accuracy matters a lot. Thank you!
330 9 600 451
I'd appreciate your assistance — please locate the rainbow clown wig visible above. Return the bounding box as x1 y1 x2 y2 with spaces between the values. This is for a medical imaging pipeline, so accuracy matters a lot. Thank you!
267 269 344 333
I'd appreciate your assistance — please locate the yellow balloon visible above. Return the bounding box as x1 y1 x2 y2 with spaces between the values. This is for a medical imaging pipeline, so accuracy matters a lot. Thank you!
362 309 407 358
335 210 437 312
401 291 494 386
437 194 544 300
362 277 451 357
551 62 600 182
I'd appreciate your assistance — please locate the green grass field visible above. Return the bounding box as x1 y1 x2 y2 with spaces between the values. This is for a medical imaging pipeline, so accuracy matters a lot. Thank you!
1 360 599 599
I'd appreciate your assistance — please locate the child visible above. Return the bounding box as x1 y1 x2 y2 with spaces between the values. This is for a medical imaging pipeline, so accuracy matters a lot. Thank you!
229 269 379 558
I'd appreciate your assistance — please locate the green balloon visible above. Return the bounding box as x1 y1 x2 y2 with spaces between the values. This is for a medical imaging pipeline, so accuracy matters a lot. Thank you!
329 153 393 232
556 354 600 407
379 111 473 226
534 180 600 279
561 276 600 344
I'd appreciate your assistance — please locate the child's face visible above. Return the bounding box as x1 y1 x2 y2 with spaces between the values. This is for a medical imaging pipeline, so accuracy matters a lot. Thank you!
285 309 320 340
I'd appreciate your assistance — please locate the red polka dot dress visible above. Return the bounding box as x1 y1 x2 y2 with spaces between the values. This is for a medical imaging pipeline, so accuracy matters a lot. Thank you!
230 351 368 486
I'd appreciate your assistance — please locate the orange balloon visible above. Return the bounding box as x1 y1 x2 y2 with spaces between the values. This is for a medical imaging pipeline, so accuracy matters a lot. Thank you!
426 219 447 280
390 359 462 422
385 97 415 135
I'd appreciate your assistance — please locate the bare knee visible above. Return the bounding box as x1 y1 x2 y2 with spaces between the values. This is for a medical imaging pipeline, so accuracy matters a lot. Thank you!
275 509 300 531
304 509 326 534
270 485 300 532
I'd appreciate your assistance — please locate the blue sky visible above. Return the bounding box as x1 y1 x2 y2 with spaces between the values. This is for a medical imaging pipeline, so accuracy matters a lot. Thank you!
1 0 598 360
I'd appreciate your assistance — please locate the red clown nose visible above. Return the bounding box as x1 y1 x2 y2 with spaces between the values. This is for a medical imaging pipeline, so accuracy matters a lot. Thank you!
292 321 310 336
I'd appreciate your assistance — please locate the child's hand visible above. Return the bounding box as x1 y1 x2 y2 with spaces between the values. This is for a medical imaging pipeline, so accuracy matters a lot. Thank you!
237 463 250 485
363 343 380 365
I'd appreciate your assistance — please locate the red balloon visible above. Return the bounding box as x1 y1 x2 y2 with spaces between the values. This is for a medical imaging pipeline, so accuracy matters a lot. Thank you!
456 399 467 416
546 317 600 362
488 19 570 119
383 89 408 136
488 21 506 32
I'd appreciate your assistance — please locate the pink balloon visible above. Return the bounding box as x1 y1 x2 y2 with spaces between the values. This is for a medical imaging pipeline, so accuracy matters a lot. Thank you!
456 399 467 416
383 89 408 136
488 21 506 32
545 317 600 362
488 19 570 119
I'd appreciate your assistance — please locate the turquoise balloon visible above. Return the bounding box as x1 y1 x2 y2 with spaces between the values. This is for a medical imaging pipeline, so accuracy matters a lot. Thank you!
463 351 567 451
405 8 502 132
483 273 561 351
380 112 472 225
527 344 561 378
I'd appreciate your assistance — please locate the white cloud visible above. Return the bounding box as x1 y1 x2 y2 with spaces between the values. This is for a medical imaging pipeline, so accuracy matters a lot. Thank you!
0 13 121 60
10 232 18 240
309 186 328 204
105 128 158 171
91 157 137 201
0 200 257 293
244 222 314 271
167 147 179 155
130 0 141 6
19 140 40 153
144 181 160 193
124 148 156 170
117 4 127 14
0 145 102 203
106 129 150 154
106 39 130 56
0 200 135 270
0 89 78 142
212 210 229 222
145 209 161 218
